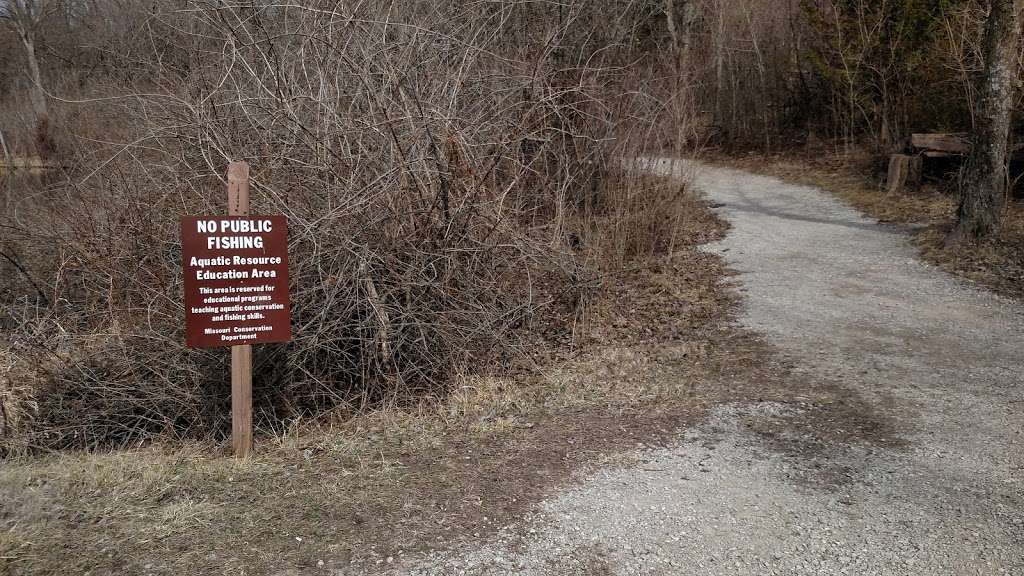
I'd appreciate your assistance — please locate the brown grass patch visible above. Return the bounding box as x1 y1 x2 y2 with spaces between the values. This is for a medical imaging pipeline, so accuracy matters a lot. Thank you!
0 187 802 576
0 174 908 576
1 325 800 575
0 280 747 575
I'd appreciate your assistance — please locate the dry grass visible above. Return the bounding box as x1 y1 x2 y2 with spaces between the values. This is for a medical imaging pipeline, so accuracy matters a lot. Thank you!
0 261 895 576
0 163 913 576
0 0 693 452
0 2 721 569
0 329 784 576
719 149 1024 301
0 189 813 576
0 247 725 575
912 208 1024 299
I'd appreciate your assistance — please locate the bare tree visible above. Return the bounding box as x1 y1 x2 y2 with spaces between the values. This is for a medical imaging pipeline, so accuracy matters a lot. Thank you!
665 0 693 73
0 0 56 157
948 0 1023 244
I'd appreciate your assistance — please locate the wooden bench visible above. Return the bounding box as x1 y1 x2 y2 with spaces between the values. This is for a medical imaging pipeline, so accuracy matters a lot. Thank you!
887 133 968 193
910 133 969 157
887 132 1024 193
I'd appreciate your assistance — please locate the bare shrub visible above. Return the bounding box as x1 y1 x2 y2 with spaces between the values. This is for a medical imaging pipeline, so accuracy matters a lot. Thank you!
1 0 689 450
0 345 39 454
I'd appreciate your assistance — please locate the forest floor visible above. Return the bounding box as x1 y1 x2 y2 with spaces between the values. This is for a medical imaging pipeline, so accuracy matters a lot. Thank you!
3 160 1022 575
720 149 1024 301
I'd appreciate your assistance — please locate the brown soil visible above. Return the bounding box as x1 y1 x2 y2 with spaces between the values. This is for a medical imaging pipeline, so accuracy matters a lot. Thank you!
718 150 1024 301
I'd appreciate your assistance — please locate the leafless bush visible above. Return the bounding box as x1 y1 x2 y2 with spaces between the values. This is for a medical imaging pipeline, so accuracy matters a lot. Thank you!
1 0 689 450
0 345 39 454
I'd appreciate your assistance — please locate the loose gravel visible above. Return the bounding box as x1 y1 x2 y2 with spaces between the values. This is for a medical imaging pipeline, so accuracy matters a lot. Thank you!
382 160 1024 575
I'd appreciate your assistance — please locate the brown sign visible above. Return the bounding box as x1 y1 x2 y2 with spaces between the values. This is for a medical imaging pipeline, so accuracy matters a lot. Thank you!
181 216 291 348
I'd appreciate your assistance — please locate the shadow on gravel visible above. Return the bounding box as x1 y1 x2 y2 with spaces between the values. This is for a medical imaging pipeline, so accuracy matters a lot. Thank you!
723 196 900 235
729 377 909 492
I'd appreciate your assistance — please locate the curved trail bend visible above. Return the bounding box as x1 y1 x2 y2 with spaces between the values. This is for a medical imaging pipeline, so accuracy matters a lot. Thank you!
393 160 1024 575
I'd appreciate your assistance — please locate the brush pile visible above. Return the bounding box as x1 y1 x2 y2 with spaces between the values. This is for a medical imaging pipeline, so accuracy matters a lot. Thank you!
0 1 691 451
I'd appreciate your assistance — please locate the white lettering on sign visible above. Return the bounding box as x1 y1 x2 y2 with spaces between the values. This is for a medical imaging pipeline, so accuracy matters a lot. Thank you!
207 236 265 250
195 219 274 234
195 219 276 250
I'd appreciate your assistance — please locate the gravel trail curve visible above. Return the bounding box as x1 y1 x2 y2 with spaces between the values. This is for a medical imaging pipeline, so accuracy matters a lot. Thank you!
389 160 1024 575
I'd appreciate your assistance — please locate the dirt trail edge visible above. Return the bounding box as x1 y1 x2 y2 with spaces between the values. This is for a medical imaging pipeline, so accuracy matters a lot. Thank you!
387 160 1024 576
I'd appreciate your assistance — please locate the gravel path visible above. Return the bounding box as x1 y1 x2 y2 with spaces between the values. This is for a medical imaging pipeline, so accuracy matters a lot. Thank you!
389 160 1024 575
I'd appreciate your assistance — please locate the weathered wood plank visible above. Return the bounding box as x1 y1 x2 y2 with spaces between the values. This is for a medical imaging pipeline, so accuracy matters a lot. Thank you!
911 133 969 154
227 161 254 458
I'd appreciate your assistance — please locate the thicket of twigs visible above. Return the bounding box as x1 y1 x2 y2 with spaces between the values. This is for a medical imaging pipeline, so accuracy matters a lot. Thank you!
0 1 692 451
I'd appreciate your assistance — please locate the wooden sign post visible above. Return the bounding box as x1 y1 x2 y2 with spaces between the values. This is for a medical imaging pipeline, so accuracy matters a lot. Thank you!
227 162 254 457
181 161 292 458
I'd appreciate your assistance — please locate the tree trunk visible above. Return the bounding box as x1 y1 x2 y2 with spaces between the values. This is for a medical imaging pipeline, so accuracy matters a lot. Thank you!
713 0 725 133
18 25 47 123
948 0 1022 244
665 0 693 153
8 1 54 158
0 127 11 214
664 0 692 73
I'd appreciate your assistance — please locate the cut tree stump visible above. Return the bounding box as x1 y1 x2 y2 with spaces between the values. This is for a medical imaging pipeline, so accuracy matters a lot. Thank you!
887 154 923 194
